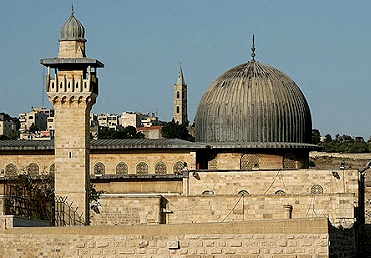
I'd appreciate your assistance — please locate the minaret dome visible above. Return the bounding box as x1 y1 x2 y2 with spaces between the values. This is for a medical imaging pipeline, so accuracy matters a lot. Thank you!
60 6 86 42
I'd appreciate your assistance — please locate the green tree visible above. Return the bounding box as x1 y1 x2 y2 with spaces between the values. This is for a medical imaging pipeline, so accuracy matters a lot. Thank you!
6 130 18 140
0 130 19 140
324 134 332 143
97 127 115 139
312 129 321 144
114 126 144 139
161 120 192 140
98 126 144 139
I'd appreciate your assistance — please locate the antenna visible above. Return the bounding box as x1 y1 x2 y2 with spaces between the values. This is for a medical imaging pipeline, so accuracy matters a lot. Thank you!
42 66 45 107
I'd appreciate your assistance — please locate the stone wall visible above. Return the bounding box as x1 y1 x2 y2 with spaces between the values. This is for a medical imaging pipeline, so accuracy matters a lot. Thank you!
0 218 340 257
90 193 355 228
310 151 371 160
93 180 183 194
0 151 54 175
91 149 194 175
164 194 355 227
0 149 194 176
90 195 163 226
185 170 359 197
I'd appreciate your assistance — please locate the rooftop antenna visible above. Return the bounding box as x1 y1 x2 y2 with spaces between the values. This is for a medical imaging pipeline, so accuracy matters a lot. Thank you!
251 35 256 61
42 66 45 107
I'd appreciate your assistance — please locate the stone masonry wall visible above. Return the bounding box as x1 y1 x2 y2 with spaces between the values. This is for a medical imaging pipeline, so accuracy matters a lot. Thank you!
165 194 355 228
90 150 194 175
0 149 194 176
0 218 337 257
90 193 355 228
0 152 54 175
186 170 359 197
90 195 162 226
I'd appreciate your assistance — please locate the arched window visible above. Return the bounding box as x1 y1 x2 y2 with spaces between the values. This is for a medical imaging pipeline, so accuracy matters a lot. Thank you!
116 162 128 175
76 82 79 88
283 153 297 169
49 163 55 174
238 190 250 196
68 82 70 88
240 154 259 170
5 163 17 177
176 106 180 113
201 190 215 195
173 161 184 175
60 82 63 88
176 91 180 98
94 162 105 175
136 162 148 175
51 82 54 89
27 163 39 176
155 161 167 175
310 185 323 194
275 190 286 195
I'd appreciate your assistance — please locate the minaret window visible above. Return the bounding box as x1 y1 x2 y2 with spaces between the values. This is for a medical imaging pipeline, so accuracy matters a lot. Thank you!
52 82 54 89
176 106 180 113
76 82 78 88
68 82 70 88
177 91 180 98
60 82 63 88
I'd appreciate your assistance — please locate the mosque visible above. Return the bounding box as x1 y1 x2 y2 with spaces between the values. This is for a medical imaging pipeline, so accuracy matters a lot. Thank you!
0 9 365 255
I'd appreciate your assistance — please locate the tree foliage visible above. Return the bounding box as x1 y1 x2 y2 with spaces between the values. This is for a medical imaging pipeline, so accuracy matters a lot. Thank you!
98 126 144 139
161 120 192 140
312 129 370 153
0 130 19 140
312 129 321 144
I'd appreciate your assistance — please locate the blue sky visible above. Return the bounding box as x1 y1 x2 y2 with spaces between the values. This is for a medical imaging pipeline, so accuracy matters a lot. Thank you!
1 1 371 139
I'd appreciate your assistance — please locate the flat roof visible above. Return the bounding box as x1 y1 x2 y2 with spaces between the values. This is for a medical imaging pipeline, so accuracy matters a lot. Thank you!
40 58 104 68
0 139 206 151
0 139 320 151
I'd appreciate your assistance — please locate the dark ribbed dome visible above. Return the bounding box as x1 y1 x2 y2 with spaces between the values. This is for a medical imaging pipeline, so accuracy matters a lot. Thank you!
195 61 312 144
60 9 86 42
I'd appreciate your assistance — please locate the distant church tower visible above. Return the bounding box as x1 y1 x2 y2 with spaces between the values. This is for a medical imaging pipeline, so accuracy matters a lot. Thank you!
173 64 188 124
40 7 104 224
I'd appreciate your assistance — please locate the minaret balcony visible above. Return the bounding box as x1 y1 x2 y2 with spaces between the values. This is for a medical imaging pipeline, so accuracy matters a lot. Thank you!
47 76 98 94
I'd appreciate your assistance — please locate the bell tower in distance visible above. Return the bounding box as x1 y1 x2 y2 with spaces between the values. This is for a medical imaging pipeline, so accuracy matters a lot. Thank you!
173 63 188 124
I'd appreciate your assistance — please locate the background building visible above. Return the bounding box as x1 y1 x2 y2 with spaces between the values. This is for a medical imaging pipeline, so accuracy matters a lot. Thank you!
19 107 54 132
0 114 16 137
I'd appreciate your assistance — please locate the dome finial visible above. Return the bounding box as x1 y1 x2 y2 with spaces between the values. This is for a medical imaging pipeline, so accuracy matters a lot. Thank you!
251 35 256 61
71 3 74 16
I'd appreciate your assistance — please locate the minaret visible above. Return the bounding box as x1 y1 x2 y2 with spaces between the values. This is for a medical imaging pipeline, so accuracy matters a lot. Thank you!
40 7 104 224
173 63 188 124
